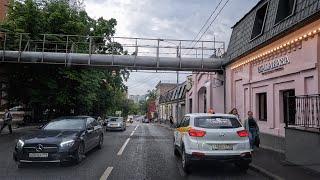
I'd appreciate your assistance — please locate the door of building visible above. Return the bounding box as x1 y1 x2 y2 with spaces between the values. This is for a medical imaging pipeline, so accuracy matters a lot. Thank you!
283 89 295 125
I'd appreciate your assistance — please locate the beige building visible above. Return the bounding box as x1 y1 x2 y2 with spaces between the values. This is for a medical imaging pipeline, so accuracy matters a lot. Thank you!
155 81 177 120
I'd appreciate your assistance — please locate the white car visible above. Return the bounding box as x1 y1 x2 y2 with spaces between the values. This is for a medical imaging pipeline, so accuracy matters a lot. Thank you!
173 113 252 173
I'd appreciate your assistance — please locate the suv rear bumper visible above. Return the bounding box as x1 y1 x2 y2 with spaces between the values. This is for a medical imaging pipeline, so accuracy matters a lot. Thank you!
186 152 252 163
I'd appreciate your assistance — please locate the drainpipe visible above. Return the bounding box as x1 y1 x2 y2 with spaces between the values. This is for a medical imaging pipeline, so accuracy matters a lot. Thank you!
210 73 213 110
223 69 226 113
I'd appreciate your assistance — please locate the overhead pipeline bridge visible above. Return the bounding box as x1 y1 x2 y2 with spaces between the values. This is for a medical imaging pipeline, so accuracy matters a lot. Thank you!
0 32 226 72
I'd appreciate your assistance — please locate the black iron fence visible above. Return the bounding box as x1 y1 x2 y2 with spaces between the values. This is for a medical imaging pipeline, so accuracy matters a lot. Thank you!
287 94 320 129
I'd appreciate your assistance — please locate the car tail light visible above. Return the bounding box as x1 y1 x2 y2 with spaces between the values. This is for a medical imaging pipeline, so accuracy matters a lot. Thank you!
188 128 206 137
237 130 249 137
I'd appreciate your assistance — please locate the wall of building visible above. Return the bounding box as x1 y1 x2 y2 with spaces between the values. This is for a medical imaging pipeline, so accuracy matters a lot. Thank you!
186 73 225 114
0 0 8 22
226 20 320 139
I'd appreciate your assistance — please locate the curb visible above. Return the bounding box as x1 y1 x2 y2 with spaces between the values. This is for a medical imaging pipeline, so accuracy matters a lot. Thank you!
249 164 284 180
156 123 173 130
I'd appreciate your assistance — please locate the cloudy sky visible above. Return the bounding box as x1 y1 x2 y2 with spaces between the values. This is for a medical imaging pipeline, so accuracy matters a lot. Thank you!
84 0 259 95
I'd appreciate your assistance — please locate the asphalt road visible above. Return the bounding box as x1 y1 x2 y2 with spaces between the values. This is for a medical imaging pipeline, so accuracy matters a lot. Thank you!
0 121 268 180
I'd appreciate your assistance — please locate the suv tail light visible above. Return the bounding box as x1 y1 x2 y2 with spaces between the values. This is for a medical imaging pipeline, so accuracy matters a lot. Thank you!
188 128 206 137
237 130 249 137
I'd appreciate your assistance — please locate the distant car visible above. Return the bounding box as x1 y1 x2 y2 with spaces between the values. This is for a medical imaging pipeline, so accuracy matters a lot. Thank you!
142 118 150 123
13 116 104 168
173 113 252 173
106 117 126 131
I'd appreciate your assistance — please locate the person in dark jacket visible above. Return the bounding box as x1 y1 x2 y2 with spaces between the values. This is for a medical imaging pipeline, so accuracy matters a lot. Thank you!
0 108 13 134
244 111 260 149
169 116 174 127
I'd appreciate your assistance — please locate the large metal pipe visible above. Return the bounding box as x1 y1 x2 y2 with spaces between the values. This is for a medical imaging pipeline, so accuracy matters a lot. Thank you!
0 51 225 71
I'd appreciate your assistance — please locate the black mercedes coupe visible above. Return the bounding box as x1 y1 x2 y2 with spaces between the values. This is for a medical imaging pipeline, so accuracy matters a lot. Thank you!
13 116 104 167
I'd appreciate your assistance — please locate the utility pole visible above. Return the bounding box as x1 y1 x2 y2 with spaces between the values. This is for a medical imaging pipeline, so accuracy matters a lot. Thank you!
176 71 179 123
176 42 181 123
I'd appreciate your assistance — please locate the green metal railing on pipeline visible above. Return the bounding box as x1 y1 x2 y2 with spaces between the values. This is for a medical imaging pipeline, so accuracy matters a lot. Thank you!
0 32 226 62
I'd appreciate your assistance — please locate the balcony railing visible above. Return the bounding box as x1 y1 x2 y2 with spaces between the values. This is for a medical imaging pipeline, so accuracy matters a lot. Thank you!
287 94 320 130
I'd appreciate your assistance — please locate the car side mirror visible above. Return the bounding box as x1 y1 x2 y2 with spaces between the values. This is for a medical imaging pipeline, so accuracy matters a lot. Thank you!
87 126 94 131
38 124 44 129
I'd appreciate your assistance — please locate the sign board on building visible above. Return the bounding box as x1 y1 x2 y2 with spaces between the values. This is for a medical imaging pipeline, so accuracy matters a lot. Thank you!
186 75 193 91
258 56 290 74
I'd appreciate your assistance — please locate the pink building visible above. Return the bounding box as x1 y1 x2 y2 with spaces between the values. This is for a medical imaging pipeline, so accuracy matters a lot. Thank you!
185 73 224 114
225 0 320 151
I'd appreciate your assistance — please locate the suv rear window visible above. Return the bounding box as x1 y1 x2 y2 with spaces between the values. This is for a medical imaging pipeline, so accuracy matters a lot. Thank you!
194 116 241 129
110 118 122 122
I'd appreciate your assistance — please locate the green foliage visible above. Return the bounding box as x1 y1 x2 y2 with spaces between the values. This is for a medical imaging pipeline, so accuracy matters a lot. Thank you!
2 0 130 118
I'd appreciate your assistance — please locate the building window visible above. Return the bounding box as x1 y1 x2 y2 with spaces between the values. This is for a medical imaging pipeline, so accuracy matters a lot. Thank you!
189 99 192 113
258 93 267 121
275 0 296 25
251 2 268 40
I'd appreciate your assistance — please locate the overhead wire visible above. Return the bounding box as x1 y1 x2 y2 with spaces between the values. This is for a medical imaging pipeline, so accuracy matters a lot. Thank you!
187 0 223 48
184 0 230 56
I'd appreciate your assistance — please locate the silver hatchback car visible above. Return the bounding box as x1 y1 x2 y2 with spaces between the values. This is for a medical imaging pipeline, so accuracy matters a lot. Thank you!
173 113 252 173
106 117 126 131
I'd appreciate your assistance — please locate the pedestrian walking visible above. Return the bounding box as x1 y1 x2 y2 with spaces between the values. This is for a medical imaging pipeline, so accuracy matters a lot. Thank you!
169 115 174 127
0 108 13 134
244 111 260 149
229 108 240 120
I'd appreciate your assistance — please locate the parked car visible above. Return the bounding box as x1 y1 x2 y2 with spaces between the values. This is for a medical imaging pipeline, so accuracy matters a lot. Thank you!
173 113 252 173
13 116 104 168
142 118 150 123
106 117 126 131
0 106 33 125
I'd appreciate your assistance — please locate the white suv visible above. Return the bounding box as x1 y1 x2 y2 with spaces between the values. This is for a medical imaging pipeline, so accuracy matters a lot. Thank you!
173 113 252 173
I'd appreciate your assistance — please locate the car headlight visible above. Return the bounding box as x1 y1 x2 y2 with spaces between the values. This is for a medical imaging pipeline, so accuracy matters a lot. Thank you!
60 140 75 148
16 139 24 149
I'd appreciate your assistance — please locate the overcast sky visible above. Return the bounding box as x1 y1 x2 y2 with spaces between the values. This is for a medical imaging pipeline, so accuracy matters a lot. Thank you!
84 0 259 95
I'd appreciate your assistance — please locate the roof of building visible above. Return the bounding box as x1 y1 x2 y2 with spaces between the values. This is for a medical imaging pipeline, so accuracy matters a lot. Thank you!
226 0 320 64
159 82 186 103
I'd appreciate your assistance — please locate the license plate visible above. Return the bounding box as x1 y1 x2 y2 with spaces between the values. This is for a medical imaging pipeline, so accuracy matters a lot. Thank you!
212 144 233 150
29 153 48 158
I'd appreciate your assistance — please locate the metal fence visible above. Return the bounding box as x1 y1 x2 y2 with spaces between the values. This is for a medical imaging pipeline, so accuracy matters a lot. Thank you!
0 32 225 60
287 94 320 129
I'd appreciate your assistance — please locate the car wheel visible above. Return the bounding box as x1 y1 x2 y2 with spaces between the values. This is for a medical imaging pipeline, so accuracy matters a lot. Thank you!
235 162 250 172
97 135 103 149
23 116 31 124
17 162 25 169
174 146 179 157
181 147 191 174
75 143 85 164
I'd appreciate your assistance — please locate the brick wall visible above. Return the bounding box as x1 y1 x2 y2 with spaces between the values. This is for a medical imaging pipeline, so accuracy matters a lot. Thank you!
0 0 8 22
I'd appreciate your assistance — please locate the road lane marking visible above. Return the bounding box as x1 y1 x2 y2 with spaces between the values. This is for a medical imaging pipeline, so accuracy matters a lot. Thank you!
130 131 135 137
134 126 139 131
99 166 113 180
117 138 130 156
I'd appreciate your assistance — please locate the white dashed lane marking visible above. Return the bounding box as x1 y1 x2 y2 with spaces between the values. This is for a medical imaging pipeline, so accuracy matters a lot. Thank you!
99 166 113 180
117 138 130 156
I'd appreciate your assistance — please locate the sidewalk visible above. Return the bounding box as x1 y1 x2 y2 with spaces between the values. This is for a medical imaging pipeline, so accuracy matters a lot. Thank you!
156 122 320 180
251 148 320 180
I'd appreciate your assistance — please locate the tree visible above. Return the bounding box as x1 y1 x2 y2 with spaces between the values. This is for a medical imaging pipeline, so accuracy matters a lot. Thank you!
1 0 130 118
146 89 157 101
